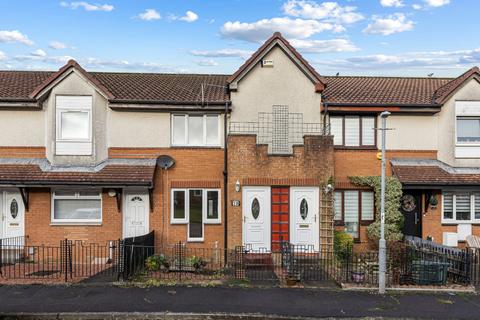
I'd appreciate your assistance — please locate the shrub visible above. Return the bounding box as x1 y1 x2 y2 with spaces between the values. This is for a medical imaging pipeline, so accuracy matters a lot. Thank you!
190 256 207 271
145 254 169 271
334 231 353 261
349 176 404 242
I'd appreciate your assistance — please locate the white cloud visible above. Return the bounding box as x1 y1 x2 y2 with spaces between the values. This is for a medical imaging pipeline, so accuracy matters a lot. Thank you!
424 0 450 7
221 17 343 43
60 1 114 12
315 48 480 73
380 0 404 7
363 13 414 36
412 4 422 9
179 11 198 23
82 57 188 72
31 49 47 57
189 48 254 59
282 1 363 24
137 9 161 21
0 51 6 60
289 38 359 53
49 41 68 49
0 30 33 46
195 59 219 67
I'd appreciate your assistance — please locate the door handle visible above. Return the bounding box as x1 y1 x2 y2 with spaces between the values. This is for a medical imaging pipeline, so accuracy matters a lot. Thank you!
314 214 317 222
243 216 246 223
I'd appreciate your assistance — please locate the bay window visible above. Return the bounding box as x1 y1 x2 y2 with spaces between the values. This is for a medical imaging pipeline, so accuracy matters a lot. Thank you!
330 115 376 147
442 192 480 223
171 188 221 241
171 114 220 147
52 190 102 224
334 190 375 239
55 95 93 155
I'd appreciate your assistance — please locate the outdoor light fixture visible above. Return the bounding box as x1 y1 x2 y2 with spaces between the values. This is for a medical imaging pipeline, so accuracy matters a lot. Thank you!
235 180 241 192
324 184 333 194
107 189 117 197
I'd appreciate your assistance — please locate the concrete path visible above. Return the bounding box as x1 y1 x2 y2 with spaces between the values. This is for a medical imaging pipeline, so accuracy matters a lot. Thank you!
0 285 479 319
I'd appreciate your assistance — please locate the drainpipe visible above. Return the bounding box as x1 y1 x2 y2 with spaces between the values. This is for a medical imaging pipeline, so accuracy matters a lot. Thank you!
223 101 230 266
322 102 329 135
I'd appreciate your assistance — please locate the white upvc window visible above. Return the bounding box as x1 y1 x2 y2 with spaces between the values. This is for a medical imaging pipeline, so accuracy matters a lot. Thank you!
55 95 93 155
442 192 480 223
171 188 221 242
171 114 220 147
51 189 102 224
329 115 376 147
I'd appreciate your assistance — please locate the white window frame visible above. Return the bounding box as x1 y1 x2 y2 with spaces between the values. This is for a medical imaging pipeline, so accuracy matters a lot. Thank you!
171 189 188 224
329 115 376 147
51 189 102 224
171 114 221 147
55 96 92 142
55 95 93 155
441 192 480 224
170 188 222 241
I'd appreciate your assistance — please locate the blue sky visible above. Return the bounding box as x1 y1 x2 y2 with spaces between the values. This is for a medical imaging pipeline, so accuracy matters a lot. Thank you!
0 0 478 77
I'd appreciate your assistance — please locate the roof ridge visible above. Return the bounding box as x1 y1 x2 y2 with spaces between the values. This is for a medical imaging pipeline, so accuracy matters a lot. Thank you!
323 75 453 80
92 71 230 76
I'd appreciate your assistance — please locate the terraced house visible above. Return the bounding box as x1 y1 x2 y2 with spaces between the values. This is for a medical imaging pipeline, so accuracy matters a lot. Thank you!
1 32 480 252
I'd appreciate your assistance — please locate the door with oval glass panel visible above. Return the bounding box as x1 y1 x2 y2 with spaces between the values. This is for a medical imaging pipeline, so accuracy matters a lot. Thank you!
124 192 150 238
242 186 271 251
290 187 319 251
1 190 25 240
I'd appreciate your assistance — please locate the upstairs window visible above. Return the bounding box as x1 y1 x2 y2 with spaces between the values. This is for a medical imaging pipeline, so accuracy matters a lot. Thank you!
172 114 220 147
55 96 93 155
457 117 480 144
330 116 376 147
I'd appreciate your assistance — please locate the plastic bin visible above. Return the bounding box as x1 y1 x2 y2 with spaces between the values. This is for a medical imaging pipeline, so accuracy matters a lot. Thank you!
411 260 450 285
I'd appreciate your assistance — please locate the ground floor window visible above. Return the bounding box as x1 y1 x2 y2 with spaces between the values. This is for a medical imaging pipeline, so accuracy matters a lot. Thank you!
334 190 375 239
171 188 221 241
51 189 102 223
442 191 480 223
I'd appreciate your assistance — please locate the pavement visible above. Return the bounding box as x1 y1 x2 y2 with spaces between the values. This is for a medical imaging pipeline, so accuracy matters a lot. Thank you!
0 285 479 319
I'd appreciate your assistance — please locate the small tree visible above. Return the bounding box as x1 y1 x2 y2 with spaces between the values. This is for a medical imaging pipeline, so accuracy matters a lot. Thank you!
349 176 404 242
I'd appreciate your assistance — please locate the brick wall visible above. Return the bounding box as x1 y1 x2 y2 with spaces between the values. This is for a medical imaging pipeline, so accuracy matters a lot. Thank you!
110 147 225 249
227 135 334 250
334 149 437 248
4 147 225 248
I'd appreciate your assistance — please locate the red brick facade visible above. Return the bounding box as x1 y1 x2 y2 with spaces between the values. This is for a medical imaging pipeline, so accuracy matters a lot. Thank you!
334 149 438 248
227 135 334 249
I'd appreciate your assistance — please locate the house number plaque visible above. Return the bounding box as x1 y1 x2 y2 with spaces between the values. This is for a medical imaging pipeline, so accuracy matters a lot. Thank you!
231 200 240 207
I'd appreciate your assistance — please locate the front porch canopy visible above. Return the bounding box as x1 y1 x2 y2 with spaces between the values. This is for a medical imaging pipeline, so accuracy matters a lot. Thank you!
391 159 480 188
0 158 157 211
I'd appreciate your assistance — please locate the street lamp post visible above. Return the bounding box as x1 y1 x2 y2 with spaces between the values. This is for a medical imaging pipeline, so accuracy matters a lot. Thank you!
378 110 391 294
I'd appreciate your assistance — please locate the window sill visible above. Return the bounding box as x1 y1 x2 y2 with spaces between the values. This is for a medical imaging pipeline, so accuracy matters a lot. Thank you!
170 221 188 225
50 222 102 226
187 239 204 243
170 145 222 149
334 146 377 151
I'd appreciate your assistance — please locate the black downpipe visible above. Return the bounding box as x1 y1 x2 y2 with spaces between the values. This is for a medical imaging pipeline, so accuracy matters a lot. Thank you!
223 101 230 266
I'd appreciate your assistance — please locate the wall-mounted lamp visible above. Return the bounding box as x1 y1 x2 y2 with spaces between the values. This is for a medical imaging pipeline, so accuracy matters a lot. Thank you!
324 184 333 194
235 180 241 192
107 189 117 197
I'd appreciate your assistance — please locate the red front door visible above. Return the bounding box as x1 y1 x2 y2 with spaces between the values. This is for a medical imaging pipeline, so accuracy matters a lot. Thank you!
271 187 289 251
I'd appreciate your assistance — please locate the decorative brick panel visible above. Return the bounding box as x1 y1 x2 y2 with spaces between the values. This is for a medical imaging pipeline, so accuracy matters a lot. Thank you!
171 180 221 188
228 134 335 251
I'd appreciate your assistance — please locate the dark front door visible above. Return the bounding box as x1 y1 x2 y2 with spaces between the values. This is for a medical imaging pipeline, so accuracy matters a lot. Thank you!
400 192 422 237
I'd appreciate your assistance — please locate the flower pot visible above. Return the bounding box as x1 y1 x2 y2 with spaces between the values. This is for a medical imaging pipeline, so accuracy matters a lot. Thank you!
351 271 365 283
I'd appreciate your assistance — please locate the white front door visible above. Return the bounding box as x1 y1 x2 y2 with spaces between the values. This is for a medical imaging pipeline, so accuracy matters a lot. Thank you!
1 190 25 240
290 187 319 251
242 186 271 251
124 192 149 238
